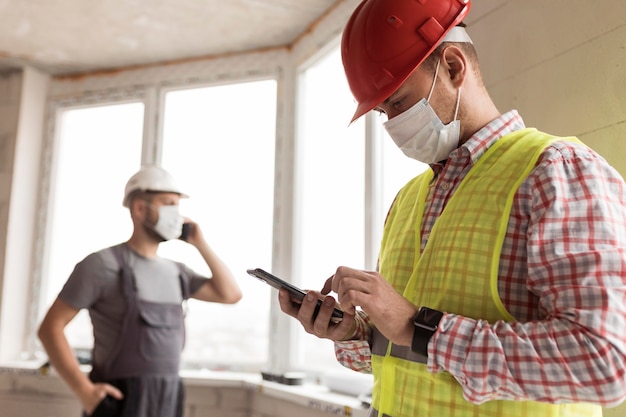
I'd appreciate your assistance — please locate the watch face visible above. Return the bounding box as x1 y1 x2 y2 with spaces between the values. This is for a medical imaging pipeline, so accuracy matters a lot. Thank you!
415 307 443 327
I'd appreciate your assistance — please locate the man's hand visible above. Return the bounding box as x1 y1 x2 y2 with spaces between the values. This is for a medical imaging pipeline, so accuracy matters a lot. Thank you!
278 288 356 342
323 266 418 347
80 382 124 415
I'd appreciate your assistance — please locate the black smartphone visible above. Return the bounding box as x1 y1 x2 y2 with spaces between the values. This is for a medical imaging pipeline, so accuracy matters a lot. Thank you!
247 268 343 323
179 223 192 241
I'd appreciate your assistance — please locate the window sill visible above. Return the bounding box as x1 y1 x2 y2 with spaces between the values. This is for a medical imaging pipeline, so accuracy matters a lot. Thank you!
0 363 370 417
181 369 370 416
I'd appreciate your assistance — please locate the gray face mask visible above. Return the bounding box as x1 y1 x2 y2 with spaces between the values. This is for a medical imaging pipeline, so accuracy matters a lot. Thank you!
151 205 183 241
383 59 461 164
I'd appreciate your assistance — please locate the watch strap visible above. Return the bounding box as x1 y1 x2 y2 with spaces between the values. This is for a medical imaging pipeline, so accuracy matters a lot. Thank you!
411 307 443 357
411 324 434 357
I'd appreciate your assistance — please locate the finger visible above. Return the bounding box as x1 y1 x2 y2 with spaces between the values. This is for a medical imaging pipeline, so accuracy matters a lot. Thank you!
330 267 348 293
297 291 322 328
104 384 124 400
331 266 362 293
334 273 376 308
321 275 334 295
334 280 362 309
335 292 358 314
278 288 301 318
311 295 340 336
327 310 358 341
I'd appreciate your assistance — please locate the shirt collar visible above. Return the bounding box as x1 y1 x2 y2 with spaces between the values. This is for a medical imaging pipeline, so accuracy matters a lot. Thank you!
448 110 526 165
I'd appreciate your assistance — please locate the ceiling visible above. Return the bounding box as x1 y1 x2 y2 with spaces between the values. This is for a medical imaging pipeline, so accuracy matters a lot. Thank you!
0 0 342 75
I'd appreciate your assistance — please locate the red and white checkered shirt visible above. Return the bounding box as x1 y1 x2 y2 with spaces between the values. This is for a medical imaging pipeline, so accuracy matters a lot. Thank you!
335 110 626 406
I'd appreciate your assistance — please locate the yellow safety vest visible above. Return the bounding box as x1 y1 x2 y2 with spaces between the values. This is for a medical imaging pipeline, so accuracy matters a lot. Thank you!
372 128 600 417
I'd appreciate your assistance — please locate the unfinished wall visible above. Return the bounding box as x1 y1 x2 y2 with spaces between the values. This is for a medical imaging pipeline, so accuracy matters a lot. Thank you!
0 67 49 362
470 0 626 175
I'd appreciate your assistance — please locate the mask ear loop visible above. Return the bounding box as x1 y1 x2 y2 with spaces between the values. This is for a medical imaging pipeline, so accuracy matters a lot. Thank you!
453 87 461 121
426 59 441 102
427 57 461 122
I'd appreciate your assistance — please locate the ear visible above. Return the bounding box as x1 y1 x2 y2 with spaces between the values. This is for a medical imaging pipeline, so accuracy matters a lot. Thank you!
440 45 467 89
130 197 148 218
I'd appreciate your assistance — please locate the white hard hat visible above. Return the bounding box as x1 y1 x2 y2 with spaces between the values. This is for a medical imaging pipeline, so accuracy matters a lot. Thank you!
123 165 188 208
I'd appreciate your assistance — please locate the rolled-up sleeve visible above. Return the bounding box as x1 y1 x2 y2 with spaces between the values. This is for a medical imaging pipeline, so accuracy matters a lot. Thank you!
335 310 374 373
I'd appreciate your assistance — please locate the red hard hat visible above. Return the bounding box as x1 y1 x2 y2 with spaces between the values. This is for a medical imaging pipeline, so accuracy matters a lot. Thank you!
341 0 471 123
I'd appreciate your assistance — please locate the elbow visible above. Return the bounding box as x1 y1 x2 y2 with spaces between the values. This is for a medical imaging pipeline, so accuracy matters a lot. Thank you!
216 285 243 304
37 321 52 348
36 325 44 343
224 289 243 304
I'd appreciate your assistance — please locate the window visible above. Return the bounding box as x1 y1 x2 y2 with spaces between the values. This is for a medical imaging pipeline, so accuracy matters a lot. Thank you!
294 47 365 372
159 80 277 370
41 102 144 349
294 46 425 373
35 43 423 379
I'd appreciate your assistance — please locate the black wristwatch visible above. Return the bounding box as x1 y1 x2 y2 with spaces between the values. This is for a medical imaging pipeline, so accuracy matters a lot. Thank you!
411 307 444 357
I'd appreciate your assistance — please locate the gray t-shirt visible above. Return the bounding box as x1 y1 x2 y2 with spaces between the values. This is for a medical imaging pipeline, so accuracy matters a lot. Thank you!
58 244 208 368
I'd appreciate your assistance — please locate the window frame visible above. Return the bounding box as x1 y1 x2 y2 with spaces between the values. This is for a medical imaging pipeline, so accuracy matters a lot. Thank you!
27 90 153 358
24 38 416 380
28 71 296 371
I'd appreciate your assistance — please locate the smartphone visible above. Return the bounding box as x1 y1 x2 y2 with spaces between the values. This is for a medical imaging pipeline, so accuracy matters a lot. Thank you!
247 268 343 323
179 223 192 241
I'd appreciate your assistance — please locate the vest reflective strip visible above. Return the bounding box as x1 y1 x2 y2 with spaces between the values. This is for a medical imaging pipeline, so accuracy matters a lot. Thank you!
371 327 426 364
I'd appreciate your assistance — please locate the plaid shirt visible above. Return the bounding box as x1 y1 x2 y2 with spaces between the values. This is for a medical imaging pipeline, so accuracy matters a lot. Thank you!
335 111 626 406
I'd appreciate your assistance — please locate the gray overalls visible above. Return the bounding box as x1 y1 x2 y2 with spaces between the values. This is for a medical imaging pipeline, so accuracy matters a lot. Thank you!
87 244 189 417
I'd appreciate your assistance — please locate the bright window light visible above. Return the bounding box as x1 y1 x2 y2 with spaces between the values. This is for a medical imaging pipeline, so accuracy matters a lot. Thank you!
294 46 426 374
38 46 423 377
295 47 366 372
159 80 277 370
42 102 144 349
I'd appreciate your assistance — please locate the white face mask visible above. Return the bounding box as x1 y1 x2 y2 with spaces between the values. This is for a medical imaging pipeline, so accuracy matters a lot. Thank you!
151 205 183 241
383 59 461 164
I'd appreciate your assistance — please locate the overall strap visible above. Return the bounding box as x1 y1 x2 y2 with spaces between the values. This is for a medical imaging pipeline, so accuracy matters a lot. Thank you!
91 244 136 381
111 244 136 298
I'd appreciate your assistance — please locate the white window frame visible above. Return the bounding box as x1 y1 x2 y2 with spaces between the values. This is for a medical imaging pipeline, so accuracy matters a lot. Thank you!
26 65 300 371
22 42 419 381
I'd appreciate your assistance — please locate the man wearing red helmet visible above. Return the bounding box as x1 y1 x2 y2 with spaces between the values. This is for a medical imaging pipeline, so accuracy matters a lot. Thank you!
279 0 626 416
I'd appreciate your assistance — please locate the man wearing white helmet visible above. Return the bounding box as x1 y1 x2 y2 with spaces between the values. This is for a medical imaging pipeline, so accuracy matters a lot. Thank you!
279 0 626 416
38 165 242 417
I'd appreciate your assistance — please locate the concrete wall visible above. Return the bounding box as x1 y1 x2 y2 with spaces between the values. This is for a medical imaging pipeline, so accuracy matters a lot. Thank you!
0 67 49 362
469 0 626 173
